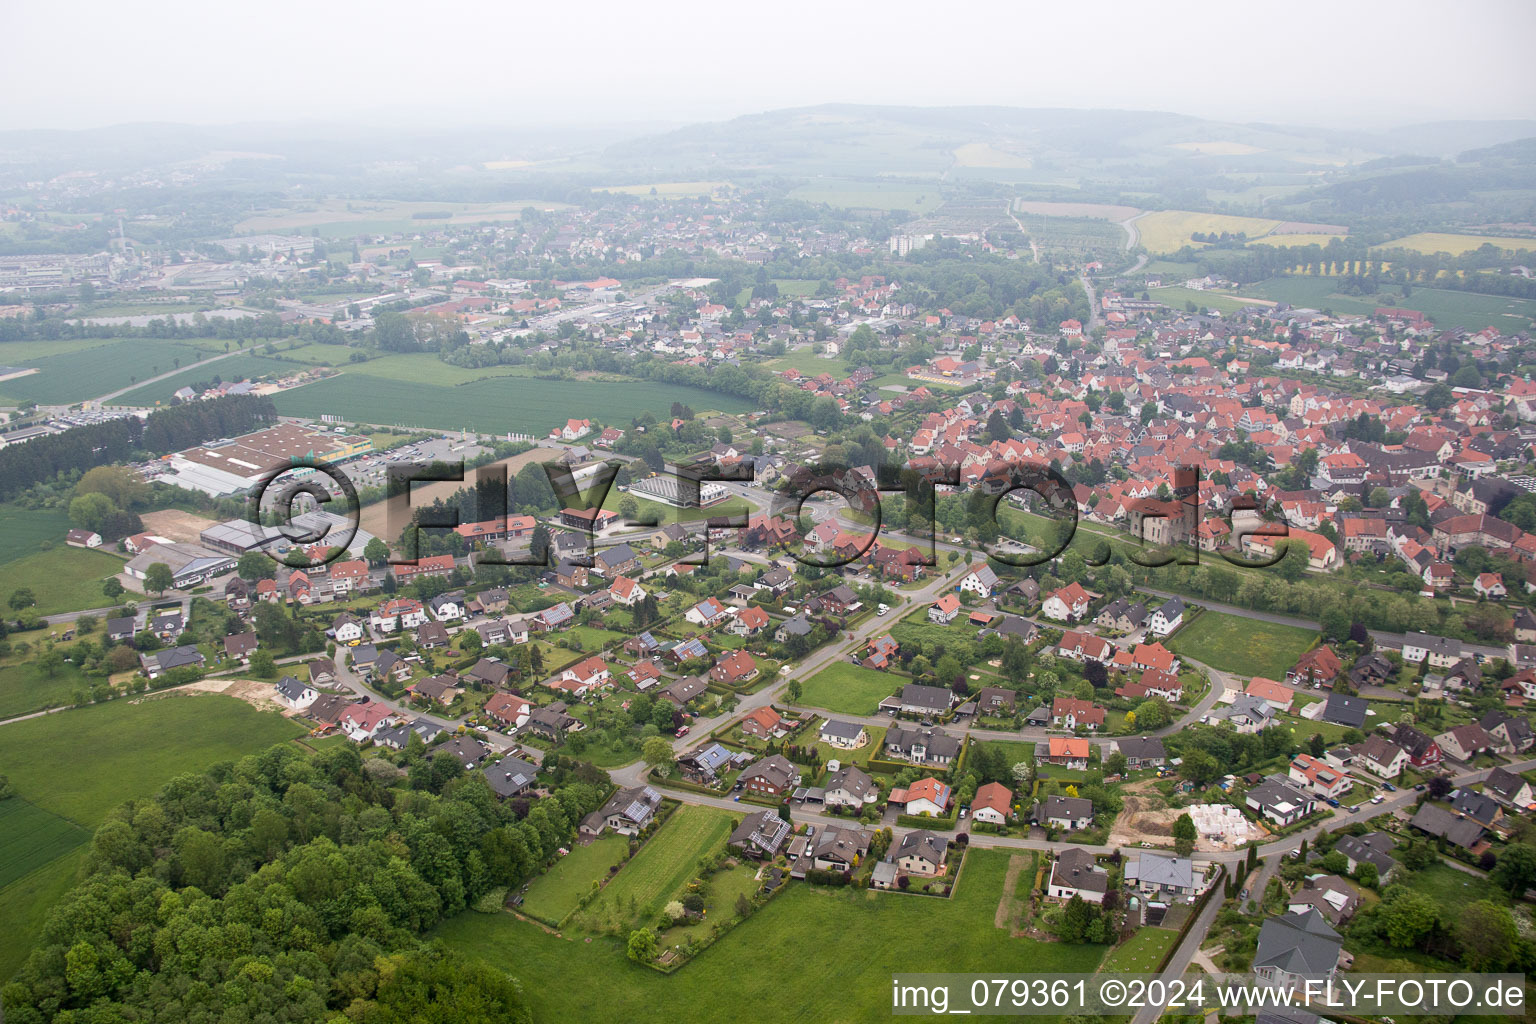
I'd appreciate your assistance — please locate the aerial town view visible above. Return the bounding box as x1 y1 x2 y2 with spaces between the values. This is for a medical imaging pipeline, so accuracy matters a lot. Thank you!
0 2 1533 1022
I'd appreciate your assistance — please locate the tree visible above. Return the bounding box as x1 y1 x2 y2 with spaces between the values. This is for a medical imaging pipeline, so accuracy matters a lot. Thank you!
1376 888 1440 949
248 650 277 678
663 899 686 923
68 492 116 533
237 551 277 581
1172 813 1197 856
786 679 803 703
1356 861 1379 889
642 736 674 769
364 537 391 565
619 496 639 521
1456 900 1517 970
102 577 124 600
1104 752 1127 777
1321 850 1348 875
1491 843 1536 894
8 587 35 610
626 928 658 963
1058 894 1095 942
144 562 174 595
1426 776 1452 799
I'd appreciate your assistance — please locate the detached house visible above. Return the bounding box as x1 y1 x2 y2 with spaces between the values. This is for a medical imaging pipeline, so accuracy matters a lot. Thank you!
928 592 962 624
1042 582 1092 622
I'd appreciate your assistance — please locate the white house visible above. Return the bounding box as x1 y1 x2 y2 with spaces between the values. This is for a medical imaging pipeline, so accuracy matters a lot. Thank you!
1042 582 1091 622
332 614 366 645
275 675 317 710
957 563 998 597
1147 597 1185 635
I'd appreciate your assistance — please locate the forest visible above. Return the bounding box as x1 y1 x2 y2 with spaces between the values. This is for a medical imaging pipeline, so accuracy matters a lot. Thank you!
0 742 610 1024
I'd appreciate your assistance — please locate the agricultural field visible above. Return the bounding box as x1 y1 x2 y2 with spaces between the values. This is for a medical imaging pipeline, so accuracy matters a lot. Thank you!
567 805 733 934
0 692 308 827
438 847 1105 1023
952 143 1032 169
1135 211 1283 253
1243 277 1536 333
0 338 220 405
1375 232 1536 257
271 373 753 435
1016 214 1127 256
0 799 89 890
595 182 729 198
1166 612 1317 679
788 181 943 215
3 545 126 617
797 661 902 715
234 199 565 236
113 354 301 406
1012 201 1141 222
520 833 630 924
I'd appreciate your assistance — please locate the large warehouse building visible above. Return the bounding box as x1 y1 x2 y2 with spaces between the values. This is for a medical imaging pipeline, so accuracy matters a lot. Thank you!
159 423 373 496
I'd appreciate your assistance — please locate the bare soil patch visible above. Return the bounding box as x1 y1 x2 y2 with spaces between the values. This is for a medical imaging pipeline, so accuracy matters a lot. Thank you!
1107 778 1182 848
141 509 219 544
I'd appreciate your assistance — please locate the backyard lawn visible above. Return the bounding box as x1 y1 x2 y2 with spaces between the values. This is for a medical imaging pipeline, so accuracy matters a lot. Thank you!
521 834 630 924
1167 612 1317 679
798 661 903 715
1098 926 1179 972
567 805 733 934
437 847 1105 1023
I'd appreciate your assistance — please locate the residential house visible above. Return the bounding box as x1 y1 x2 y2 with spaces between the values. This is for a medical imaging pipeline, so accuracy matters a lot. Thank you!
340 701 396 742
581 785 663 837
1048 847 1108 904
1401 632 1462 668
1484 766 1536 811
957 563 998 598
1253 910 1343 993
1147 597 1186 636
483 756 540 799
1042 582 1091 622
900 683 957 718
823 764 877 810
1335 832 1397 880
711 650 759 685
1246 775 1317 826
1351 734 1408 779
1038 737 1091 770
1287 646 1341 688
738 754 801 797
970 782 1014 825
928 593 962 624
275 675 317 710
1289 753 1352 799
819 719 868 749
1246 677 1296 713
1110 736 1167 769
1127 852 1197 899
483 693 531 730
728 810 792 859
1051 697 1105 731
1034 795 1093 830
1435 722 1496 762
892 776 951 817
892 829 948 876
1409 803 1484 849
885 725 963 767
1322 693 1369 729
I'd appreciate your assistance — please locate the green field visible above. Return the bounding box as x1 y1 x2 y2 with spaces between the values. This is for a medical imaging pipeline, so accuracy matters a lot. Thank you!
0 799 89 889
0 504 70 566
1167 611 1317 679
568 805 733 934
0 694 309 978
1149 286 1267 315
798 661 902 715
765 351 852 376
113 354 299 406
271 373 754 435
771 279 822 297
788 181 943 214
1098 926 1179 972
521 834 630 923
438 847 1104 1023
0 693 308 826
0 846 86 980
0 338 220 405
1244 277 1536 333
0 656 93 721
2 545 126 617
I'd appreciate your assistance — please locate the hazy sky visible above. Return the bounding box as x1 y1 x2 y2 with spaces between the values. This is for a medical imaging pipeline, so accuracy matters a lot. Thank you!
4 0 1534 133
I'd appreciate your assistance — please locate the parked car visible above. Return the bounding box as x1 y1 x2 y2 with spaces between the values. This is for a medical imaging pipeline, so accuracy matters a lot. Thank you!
1414 783 1426 791
1382 783 1396 792
1326 798 1341 807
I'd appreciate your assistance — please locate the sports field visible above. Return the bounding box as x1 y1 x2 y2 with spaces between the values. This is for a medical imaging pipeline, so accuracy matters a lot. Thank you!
567 805 733 934
271 373 753 434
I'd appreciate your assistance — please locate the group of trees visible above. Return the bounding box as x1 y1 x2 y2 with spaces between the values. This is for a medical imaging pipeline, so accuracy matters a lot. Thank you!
2 741 607 1023
0 395 275 501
